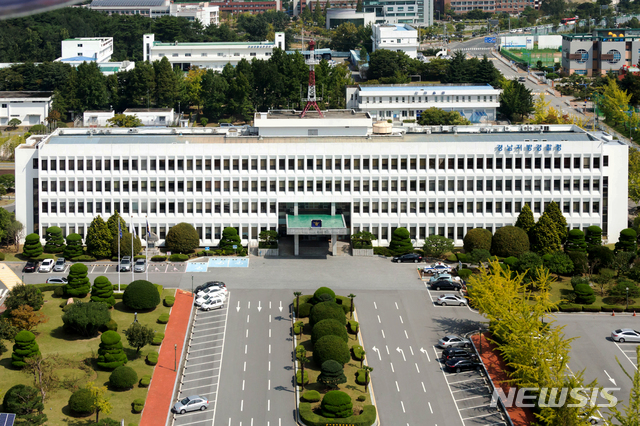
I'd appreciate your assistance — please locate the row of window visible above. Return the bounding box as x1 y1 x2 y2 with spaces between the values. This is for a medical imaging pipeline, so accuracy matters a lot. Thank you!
159 52 270 58
36 155 609 172
360 95 495 103
39 177 602 194
352 200 600 214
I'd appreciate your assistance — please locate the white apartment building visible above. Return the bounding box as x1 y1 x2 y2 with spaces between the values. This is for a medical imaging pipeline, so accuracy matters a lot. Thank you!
88 0 219 27
143 33 285 71
15 123 627 254
61 38 113 63
0 91 53 126
371 24 420 59
124 108 176 126
346 84 501 122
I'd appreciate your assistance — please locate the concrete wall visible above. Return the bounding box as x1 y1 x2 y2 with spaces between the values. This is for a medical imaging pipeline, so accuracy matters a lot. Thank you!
537 35 562 49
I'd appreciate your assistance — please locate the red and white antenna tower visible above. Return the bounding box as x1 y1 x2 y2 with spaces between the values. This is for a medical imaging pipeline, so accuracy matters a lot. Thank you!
300 40 323 118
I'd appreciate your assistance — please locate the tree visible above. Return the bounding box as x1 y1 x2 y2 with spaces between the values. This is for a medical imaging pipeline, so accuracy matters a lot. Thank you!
629 148 640 203
0 317 18 356
165 222 199 253
259 230 279 249
97 330 128 369
91 276 115 307
330 22 361 52
530 213 562 255
516 251 545 282
600 76 633 126
515 204 535 235
111 232 142 258
348 293 356 319
320 390 353 418
615 228 638 254
314 334 351 366
10 305 48 332
6 217 24 249
123 280 161 310
11 330 41 368
2 384 47 425
4 283 44 312
317 360 347 389
565 229 587 253
7 118 22 129
76 61 108 111
544 201 568 244
608 280 640 305
219 227 242 252
469 249 491 265
123 322 155 354
86 216 112 258
86 382 112 423
294 291 302 318
297 354 309 390
106 114 142 127
586 226 603 250
594 268 615 296
68 388 95 416
64 263 91 297
388 227 413 255
544 251 574 278
22 233 43 258
109 366 138 390
490 226 530 258
311 319 348 345
154 57 179 108
23 354 60 407
350 231 376 249
421 235 454 258
62 301 111 338
356 0 363 11
499 80 534 121
463 228 492 253
417 107 470 125
607 346 640 426
63 233 83 259
106 212 127 245
43 226 65 253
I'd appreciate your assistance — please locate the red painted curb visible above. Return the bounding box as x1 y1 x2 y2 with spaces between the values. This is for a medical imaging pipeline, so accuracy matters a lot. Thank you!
141 290 193 426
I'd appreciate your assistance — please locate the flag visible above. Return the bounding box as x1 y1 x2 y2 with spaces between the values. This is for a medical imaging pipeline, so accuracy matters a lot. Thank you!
131 220 137 238
118 220 122 239
146 219 150 237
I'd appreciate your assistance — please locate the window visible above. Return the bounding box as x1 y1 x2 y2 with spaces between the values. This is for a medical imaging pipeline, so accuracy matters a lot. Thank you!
603 155 609 167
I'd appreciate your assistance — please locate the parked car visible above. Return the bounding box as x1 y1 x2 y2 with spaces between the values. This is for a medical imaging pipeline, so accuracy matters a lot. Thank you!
201 297 225 311
445 357 482 373
435 294 468 306
38 258 55 273
423 262 452 274
194 281 226 294
611 328 640 343
429 272 453 283
392 253 423 263
438 335 471 349
431 280 462 291
197 286 227 298
195 292 227 307
23 261 38 273
119 256 132 272
53 257 66 272
442 347 475 360
46 277 68 284
134 259 146 273
172 395 209 414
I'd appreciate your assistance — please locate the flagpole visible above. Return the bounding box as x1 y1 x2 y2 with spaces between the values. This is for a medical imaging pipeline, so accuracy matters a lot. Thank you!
118 216 121 292
146 215 149 282
131 215 134 283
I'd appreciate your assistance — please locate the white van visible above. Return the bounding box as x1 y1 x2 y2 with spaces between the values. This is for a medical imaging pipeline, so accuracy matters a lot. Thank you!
201 297 224 311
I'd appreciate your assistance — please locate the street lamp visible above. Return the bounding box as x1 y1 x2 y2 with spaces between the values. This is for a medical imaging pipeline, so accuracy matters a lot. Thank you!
174 343 177 372
191 275 194 296
626 286 629 310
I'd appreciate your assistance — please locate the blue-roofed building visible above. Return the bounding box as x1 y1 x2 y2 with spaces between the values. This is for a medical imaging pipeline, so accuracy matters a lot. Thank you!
346 83 501 123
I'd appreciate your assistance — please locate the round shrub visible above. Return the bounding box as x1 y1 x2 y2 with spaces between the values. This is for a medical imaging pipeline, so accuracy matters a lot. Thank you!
65 263 91 297
123 280 161 310
312 287 336 304
132 398 145 413
616 228 638 253
139 375 151 387
464 228 492 253
301 390 321 402
152 332 164 345
69 388 95 415
109 366 138 390
165 222 200 254
44 226 65 253
53 286 65 297
565 229 587 253
320 390 353 418
298 302 313 318
3 384 43 417
62 301 111 337
309 301 346 327
146 352 158 365
490 226 529 258
311 319 348 346
169 253 189 262
313 334 350 366
357 395 367 402
574 283 596 305
158 313 170 324
457 268 472 280
97 330 128 369
23 233 43 258
296 369 309 385
104 319 118 332
91 276 116 307
164 296 175 307
11 330 40 368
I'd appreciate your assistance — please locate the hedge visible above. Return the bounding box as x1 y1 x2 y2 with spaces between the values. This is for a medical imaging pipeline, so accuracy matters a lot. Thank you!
139 375 151 387
134 255 146 260
373 246 393 257
298 402 376 426
313 287 336 304
169 253 189 262
558 304 582 312
348 320 359 334
352 345 365 361
602 305 625 312
625 305 640 312
152 333 165 345
311 319 348 345
296 370 309 385
146 352 158 365
301 390 321 402
164 296 175 307
158 313 170 324
151 255 167 261
298 303 313 318
582 305 601 312
355 369 368 385
71 255 97 262
32 283 66 292
457 269 472 280
132 398 145 413
309 301 346 327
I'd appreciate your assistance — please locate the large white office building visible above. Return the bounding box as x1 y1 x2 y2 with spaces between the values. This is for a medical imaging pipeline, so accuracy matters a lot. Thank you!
143 33 285 71
0 91 53 126
88 0 219 27
15 119 628 253
346 84 501 122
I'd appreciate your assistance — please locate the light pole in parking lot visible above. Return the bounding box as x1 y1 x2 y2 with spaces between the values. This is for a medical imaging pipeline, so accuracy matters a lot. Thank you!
626 286 629 310
174 344 177 372
191 275 194 296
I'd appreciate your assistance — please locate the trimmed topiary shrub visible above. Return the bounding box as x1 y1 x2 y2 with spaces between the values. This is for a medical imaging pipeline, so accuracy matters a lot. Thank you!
296 369 309 385
348 320 359 334
97 330 128 369
109 366 138 390
23 233 43 258
317 359 347 388
72 255 97 261
352 345 365 361
164 296 175 307
69 388 95 415
301 390 321 402
123 280 161 310
310 301 346 327
44 226 66 253
64 263 91 297
314 335 350 366
103 319 118 332
11 330 41 368
357 395 367 402
165 222 200 254
299 402 376 426
146 352 158 365
64 233 84 259
464 228 492 253
615 228 638 254
152 332 164 345
169 253 189 262
574 283 596 305
62 301 111 337
91 276 115 307
157 313 170 324
298 303 313 318
293 320 304 335
311 319 348 345
388 227 413 255
139 375 151 387
490 226 529 258
132 398 145 413
565 229 588 253
602 305 625 312
320 390 353 418
312 287 336 304
586 226 603 249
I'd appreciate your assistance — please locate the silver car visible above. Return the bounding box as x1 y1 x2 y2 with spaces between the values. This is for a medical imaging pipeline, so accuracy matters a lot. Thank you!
435 294 468 306
119 256 131 272
173 395 209 414
53 257 66 272
438 335 471 349
134 259 146 273
611 328 640 343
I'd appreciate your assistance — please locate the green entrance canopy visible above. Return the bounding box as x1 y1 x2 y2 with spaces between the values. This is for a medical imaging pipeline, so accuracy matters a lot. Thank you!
286 214 349 235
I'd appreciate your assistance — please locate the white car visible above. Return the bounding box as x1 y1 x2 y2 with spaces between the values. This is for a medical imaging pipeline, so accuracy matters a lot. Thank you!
197 286 227 298
435 294 468 306
38 259 55 273
423 262 452 274
200 297 225 311
611 328 640 343
195 292 226 307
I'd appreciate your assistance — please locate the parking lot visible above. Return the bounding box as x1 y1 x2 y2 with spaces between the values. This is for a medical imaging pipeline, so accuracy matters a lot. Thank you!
434 346 508 426
172 297 229 426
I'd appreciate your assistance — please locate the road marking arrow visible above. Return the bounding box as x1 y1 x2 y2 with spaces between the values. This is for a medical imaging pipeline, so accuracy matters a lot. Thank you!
396 347 406 361
372 346 381 361
279 301 283 312
236 301 240 312
257 301 262 312
420 347 431 362
604 370 616 386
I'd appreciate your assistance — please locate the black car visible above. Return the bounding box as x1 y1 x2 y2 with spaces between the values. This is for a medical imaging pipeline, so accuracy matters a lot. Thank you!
194 281 226 294
442 348 475 360
445 357 482 373
431 280 462 291
23 260 38 273
392 253 423 263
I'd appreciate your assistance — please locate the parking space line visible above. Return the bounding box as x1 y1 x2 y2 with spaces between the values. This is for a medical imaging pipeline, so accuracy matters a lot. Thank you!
462 412 501 421
181 384 219 393
174 416 215 426
448 377 485 384
182 375 218 384
433 346 466 425
458 403 493 411
184 364 221 372
456 394 491 402
187 352 223 361
451 386 489 393
614 342 639 369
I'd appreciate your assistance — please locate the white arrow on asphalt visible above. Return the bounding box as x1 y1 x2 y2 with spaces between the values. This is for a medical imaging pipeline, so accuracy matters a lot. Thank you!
372 346 381 361
279 301 283 312
258 301 262 312
396 347 406 362
236 301 240 312
604 370 617 386
420 347 431 362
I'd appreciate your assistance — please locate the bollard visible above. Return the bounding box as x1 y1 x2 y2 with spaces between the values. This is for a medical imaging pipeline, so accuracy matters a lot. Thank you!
612 310 615 316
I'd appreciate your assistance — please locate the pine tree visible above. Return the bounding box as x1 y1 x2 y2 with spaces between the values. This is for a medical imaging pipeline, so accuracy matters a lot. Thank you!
76 61 108 111
106 213 127 257
565 229 587 253
313 0 324 26
63 233 83 259
91 276 115 308
356 0 363 11
43 226 65 254
23 233 43 258
515 204 535 235
389 227 414 255
544 201 568 243
110 233 142 258
86 216 112 259
530 212 562 255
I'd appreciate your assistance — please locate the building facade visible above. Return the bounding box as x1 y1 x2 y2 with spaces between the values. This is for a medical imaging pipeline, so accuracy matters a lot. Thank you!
371 24 419 58
143 33 285 71
15 124 627 251
363 0 434 26
345 84 501 122
214 0 280 15
561 29 640 76
61 38 114 63
124 108 176 126
0 91 53 126
449 0 539 14
88 0 219 26
326 9 376 29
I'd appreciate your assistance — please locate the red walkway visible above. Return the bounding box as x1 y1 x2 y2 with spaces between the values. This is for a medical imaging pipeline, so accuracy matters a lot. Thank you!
472 333 537 426
141 289 193 426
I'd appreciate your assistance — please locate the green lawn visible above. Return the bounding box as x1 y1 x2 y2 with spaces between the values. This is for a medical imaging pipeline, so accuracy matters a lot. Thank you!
0 288 175 425
546 275 633 308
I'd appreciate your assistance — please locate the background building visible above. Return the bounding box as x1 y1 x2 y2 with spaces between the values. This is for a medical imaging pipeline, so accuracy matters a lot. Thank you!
449 0 539 14
363 0 434 26
562 29 640 76
88 0 219 26
124 108 176 126
346 83 501 122
326 9 376 29
371 23 419 58
0 91 53 126
214 0 280 15
61 37 113 63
